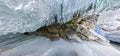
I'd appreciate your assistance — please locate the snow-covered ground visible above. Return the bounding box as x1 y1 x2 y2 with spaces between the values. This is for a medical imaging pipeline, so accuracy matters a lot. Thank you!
111 42 120 51
0 33 120 56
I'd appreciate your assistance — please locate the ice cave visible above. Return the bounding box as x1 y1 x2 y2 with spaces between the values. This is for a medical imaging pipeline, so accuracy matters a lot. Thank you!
0 0 120 56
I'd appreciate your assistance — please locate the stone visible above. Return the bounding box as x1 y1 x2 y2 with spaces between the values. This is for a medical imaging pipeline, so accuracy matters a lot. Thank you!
24 15 102 41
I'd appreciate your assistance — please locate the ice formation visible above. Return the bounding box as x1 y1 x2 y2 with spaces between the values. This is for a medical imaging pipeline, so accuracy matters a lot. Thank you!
95 8 120 43
0 35 120 56
0 0 120 56
0 0 120 35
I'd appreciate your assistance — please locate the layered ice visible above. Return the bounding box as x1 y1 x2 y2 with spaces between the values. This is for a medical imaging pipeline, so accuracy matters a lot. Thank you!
95 8 120 43
0 29 119 56
0 0 120 35
0 35 120 56
0 0 120 55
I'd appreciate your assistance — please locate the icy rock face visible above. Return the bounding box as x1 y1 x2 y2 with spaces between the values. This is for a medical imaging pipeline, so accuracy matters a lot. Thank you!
0 0 120 35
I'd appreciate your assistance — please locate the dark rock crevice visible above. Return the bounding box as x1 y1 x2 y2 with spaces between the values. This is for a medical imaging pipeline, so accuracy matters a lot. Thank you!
24 14 102 41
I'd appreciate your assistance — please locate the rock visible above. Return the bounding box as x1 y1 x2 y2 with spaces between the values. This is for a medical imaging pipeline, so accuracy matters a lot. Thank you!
24 15 102 41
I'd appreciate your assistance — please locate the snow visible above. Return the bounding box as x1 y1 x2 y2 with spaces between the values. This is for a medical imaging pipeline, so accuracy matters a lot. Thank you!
0 30 119 56
94 25 120 43
95 8 120 43
0 0 120 56
111 42 120 51
106 31 120 43
0 35 120 56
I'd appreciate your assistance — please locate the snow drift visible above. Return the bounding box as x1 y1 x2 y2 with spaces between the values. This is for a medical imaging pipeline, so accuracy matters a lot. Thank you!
0 35 120 56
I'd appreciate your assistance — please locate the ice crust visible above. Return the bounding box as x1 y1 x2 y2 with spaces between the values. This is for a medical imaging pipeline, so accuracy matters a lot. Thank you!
0 0 120 35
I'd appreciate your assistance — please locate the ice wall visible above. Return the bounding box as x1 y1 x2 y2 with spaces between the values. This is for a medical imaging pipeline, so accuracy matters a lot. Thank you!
0 0 120 35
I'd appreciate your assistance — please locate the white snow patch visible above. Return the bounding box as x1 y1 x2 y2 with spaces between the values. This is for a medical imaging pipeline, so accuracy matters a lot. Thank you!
0 36 120 56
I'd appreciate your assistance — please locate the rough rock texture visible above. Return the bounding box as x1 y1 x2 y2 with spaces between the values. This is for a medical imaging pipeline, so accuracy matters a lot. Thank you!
24 15 102 41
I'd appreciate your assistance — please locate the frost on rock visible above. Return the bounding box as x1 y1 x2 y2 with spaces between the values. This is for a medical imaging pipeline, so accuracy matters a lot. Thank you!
0 0 120 35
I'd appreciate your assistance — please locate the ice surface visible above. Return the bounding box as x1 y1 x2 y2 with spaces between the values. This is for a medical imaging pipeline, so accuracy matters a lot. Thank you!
94 24 120 43
0 36 120 56
0 0 120 35
95 8 120 43
105 31 120 43
0 0 120 56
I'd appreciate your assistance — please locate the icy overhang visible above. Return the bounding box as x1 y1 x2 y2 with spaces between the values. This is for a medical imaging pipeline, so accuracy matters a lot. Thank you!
0 0 120 35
